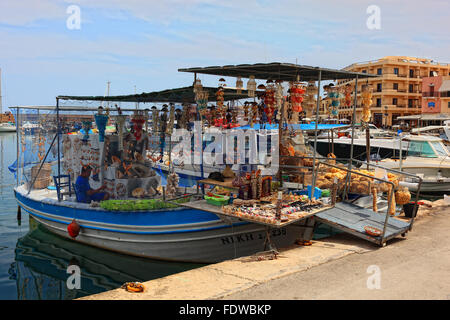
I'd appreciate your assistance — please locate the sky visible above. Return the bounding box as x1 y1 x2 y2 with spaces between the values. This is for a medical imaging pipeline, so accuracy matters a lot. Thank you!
0 0 449 110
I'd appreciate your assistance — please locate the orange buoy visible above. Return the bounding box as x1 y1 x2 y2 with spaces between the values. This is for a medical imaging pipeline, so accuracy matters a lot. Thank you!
68 219 81 238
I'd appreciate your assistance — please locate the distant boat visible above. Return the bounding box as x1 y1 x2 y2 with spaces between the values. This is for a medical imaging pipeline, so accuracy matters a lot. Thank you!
0 121 16 132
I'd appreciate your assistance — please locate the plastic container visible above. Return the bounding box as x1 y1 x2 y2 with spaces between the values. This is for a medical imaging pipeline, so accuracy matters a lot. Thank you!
403 202 419 218
307 185 322 199
204 194 230 206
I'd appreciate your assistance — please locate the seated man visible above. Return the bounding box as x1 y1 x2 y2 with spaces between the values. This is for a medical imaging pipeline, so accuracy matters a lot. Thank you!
75 166 109 203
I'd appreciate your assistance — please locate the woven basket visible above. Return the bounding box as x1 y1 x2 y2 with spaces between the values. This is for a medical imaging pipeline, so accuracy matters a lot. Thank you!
30 163 52 189
33 177 51 189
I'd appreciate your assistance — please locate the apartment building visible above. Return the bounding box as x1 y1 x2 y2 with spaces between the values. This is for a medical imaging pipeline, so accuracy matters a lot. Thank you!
336 56 450 127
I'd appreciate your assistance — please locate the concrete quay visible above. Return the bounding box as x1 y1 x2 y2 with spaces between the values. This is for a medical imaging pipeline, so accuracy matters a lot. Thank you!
80 199 450 300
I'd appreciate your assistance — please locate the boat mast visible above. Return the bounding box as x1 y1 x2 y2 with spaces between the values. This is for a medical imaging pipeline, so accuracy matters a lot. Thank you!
0 68 3 115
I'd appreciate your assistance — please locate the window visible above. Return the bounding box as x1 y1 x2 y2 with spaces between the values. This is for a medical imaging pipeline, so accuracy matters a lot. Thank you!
377 68 382 75
408 99 413 107
377 83 382 92
430 142 449 157
407 141 437 158
394 68 399 75
362 70 367 73
409 84 414 92
377 98 382 107
409 69 414 77
393 98 398 105
393 83 398 90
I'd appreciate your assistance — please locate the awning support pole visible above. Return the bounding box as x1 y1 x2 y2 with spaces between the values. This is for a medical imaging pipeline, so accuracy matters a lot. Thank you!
311 70 322 199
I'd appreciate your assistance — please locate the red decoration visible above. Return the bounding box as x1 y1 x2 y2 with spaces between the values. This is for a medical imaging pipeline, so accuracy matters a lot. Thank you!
68 219 81 238
264 87 275 124
290 83 305 112
131 116 146 141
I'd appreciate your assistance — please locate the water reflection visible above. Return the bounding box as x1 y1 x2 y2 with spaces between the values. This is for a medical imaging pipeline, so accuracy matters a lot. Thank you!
12 217 205 300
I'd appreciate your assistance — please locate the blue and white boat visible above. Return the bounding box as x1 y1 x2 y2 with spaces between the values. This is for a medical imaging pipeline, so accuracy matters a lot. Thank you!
14 185 302 263
12 105 304 263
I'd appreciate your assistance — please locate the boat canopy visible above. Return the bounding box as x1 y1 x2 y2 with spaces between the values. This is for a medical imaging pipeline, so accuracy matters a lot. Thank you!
57 85 255 104
178 62 378 81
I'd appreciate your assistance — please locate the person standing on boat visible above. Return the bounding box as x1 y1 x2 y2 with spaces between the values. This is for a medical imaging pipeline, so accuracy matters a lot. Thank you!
75 166 109 203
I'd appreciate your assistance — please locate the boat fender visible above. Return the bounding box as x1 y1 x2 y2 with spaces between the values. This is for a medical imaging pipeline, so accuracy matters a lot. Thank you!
68 219 81 238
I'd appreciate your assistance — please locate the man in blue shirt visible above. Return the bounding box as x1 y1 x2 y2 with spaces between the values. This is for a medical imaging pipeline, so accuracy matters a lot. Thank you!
75 166 109 203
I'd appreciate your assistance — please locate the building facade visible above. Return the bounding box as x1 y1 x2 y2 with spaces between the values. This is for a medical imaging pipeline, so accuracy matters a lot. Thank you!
422 75 450 117
336 56 450 127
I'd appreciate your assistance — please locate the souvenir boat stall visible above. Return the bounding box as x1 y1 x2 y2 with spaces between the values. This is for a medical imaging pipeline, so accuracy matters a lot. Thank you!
176 62 423 247
11 85 311 263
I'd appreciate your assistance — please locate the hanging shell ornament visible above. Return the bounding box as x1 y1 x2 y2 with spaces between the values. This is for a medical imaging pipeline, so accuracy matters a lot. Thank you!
361 84 373 123
236 77 243 94
247 76 256 97
193 78 203 96
152 107 159 133
166 103 175 135
303 81 317 118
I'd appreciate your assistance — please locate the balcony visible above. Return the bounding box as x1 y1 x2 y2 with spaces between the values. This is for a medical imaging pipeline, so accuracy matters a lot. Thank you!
422 92 440 97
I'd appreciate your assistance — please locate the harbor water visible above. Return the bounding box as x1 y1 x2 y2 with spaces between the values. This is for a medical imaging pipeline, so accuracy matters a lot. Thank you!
0 132 204 300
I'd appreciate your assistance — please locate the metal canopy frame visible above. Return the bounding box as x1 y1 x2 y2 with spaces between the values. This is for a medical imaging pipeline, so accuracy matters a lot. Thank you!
179 62 377 82
57 85 256 104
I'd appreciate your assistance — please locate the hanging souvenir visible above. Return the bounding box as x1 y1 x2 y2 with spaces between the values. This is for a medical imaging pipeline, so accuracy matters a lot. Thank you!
193 78 203 95
94 106 109 143
81 120 92 142
247 76 257 97
303 81 317 118
151 106 159 133
166 171 180 197
159 105 169 134
232 108 238 126
263 81 275 124
289 81 305 123
218 78 226 88
243 102 250 122
236 77 243 94
344 83 353 108
275 81 284 120
361 84 373 123
196 90 209 122
180 104 190 130
174 108 182 129
166 103 175 135
327 84 341 117
144 109 150 132
131 110 146 141
249 102 259 127
216 87 224 112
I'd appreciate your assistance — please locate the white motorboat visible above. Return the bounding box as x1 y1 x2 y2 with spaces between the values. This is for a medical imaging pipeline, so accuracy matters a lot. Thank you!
0 121 16 132
380 135 450 195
